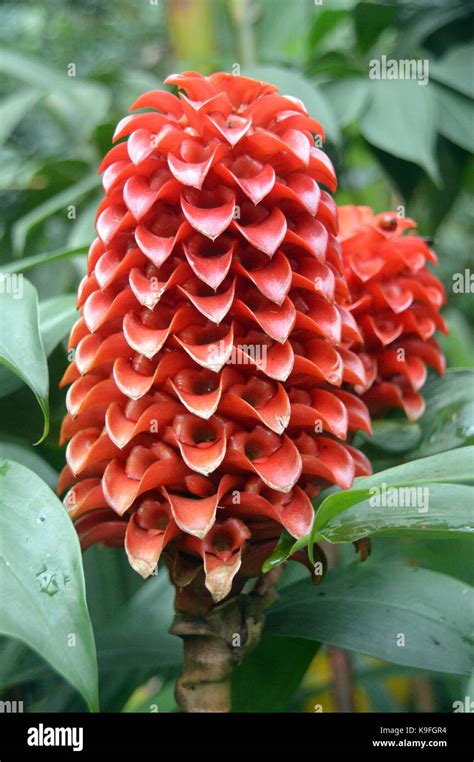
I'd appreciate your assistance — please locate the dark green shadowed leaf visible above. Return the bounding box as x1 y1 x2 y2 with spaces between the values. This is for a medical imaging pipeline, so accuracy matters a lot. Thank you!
0 279 49 442
0 460 98 710
266 562 474 675
356 419 422 454
12 174 99 255
416 369 474 456
434 84 474 152
232 636 318 712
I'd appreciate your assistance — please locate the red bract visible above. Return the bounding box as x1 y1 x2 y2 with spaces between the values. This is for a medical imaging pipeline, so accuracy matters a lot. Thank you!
58 72 373 609
339 205 447 421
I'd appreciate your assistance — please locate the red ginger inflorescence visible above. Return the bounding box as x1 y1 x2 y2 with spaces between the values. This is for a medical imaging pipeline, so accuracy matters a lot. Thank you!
58 72 374 610
339 205 447 421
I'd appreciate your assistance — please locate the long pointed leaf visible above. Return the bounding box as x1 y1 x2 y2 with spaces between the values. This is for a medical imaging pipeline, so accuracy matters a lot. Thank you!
266 562 474 675
0 460 98 710
0 279 49 442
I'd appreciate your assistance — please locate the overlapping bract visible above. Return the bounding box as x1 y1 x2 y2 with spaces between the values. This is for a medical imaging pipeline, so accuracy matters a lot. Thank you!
339 205 446 421
59 72 373 606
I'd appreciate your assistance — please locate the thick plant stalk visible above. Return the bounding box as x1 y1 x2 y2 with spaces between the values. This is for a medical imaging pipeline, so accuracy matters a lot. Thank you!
171 569 281 712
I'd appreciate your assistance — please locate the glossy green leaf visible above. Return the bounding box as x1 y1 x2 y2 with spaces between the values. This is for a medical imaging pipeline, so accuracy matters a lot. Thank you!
310 447 474 545
262 529 295 573
0 459 98 710
0 279 49 441
361 79 439 183
265 448 474 567
266 562 474 675
314 483 474 543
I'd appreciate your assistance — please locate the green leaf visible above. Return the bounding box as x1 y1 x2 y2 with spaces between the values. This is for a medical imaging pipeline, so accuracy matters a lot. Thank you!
394 5 471 57
243 64 341 144
361 79 439 183
82 546 142 629
12 174 99 254
257 0 310 66
0 47 111 139
416 369 474 456
0 460 98 710
95 570 181 673
266 562 474 675
262 529 295 573
434 84 474 152
0 246 88 274
345 445 474 490
313 483 474 543
232 636 318 712
430 43 474 99
67 198 100 249
354 1 397 52
0 637 49 689
0 89 41 146
0 291 76 424
0 441 57 489
357 419 421 454
371 535 474 587
439 310 474 369
38 294 77 356
0 279 49 442
308 8 350 51
321 78 371 127
310 447 474 544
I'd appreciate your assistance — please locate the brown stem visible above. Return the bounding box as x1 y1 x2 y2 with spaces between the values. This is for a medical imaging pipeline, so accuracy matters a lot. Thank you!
171 621 234 712
170 569 281 712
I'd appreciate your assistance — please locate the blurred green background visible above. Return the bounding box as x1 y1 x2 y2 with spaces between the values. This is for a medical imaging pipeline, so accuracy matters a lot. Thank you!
0 0 472 713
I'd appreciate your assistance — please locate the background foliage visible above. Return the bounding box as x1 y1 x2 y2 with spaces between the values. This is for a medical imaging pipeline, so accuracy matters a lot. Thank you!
0 0 472 713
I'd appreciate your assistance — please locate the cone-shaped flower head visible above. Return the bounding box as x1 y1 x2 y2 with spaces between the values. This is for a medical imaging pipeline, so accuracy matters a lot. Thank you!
59 73 373 607
339 205 446 420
